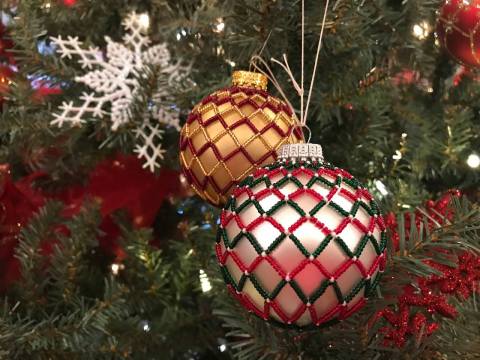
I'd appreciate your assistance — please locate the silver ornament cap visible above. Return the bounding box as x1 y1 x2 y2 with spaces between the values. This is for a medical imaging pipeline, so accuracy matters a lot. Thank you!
277 143 324 161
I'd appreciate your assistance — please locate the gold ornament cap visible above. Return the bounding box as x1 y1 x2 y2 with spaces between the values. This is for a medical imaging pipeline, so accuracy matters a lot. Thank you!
277 143 324 161
232 70 268 90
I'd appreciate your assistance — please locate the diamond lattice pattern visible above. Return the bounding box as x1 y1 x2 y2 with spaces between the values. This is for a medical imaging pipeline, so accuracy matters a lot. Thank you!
180 86 303 206
216 160 387 328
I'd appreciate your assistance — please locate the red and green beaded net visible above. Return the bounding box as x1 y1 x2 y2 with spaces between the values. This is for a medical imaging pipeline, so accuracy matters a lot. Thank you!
216 144 387 329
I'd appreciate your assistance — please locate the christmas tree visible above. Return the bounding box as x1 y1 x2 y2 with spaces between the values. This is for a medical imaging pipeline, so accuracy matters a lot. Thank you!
1 0 480 359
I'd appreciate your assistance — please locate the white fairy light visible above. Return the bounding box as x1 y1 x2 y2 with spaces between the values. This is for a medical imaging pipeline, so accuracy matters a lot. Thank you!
374 180 389 196
213 18 225 33
139 320 151 332
111 263 124 275
412 21 431 40
199 269 212 293
138 13 150 31
219 344 227 352
467 153 480 168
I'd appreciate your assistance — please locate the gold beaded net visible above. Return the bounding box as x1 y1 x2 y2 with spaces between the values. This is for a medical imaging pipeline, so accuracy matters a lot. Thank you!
179 71 304 207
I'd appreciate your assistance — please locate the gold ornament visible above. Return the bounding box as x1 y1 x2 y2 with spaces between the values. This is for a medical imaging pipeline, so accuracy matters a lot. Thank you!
179 71 303 207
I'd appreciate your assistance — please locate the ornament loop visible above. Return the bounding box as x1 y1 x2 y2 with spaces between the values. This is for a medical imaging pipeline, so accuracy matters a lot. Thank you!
232 71 268 90
277 143 323 161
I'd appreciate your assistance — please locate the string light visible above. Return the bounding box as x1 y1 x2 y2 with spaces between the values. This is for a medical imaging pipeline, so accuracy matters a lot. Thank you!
199 269 212 292
138 13 150 31
176 28 188 41
392 150 402 160
213 18 225 33
467 153 480 168
218 338 227 352
374 180 389 196
110 263 124 275
139 320 151 332
412 21 431 40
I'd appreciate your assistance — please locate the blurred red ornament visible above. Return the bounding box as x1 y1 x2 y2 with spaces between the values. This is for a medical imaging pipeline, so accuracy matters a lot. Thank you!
0 154 183 290
0 165 46 291
0 23 14 64
437 0 480 68
391 69 420 85
32 85 63 103
50 154 182 259
62 0 77 6
0 65 13 107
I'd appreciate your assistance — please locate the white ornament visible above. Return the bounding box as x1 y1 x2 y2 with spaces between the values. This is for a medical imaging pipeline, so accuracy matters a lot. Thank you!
50 11 188 171
134 120 166 173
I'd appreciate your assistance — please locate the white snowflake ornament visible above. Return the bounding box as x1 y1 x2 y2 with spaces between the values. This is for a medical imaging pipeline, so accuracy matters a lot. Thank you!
134 120 166 172
51 11 181 130
51 11 187 171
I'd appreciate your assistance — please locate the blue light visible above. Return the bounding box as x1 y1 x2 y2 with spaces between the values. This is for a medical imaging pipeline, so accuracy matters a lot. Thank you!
37 39 57 56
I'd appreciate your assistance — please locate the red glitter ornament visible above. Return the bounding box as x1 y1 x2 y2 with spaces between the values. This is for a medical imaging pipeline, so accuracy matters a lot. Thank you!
437 0 480 68
385 189 461 250
373 191 480 347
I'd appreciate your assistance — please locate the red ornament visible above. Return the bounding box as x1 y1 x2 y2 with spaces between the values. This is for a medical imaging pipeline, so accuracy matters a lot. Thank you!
0 165 46 291
385 189 461 251
0 154 182 291
373 191 480 348
437 0 480 68
50 154 182 259
32 85 63 103
0 23 14 64
62 0 77 6
0 65 13 107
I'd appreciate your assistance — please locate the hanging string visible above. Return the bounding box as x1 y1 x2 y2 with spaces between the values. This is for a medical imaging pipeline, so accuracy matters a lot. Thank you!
249 0 330 142
249 55 297 116
249 30 272 72
250 55 312 143
303 0 330 126
301 0 305 127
